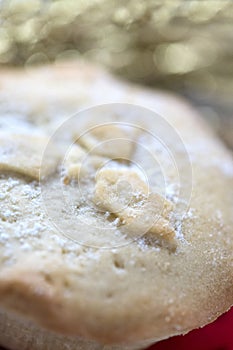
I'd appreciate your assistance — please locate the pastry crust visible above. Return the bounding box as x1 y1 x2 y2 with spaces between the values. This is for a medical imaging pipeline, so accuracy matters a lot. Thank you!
0 61 232 349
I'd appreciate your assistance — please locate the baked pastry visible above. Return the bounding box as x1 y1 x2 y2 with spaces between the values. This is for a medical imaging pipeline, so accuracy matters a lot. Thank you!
0 61 232 350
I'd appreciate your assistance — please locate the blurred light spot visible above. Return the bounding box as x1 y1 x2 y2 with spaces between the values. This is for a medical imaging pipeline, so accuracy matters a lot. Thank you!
15 19 38 43
152 6 175 25
25 52 49 66
85 49 134 69
131 2 146 20
155 43 199 74
113 7 131 24
56 49 80 62
0 28 11 54
0 49 16 63
48 2 77 25
187 2 225 22
100 30 130 53
8 0 40 15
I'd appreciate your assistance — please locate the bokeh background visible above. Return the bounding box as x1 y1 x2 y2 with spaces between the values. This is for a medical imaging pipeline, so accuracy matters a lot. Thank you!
0 1 232 349
0 0 233 150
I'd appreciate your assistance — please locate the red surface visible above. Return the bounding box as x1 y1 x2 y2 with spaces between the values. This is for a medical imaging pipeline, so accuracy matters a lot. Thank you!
149 307 233 350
